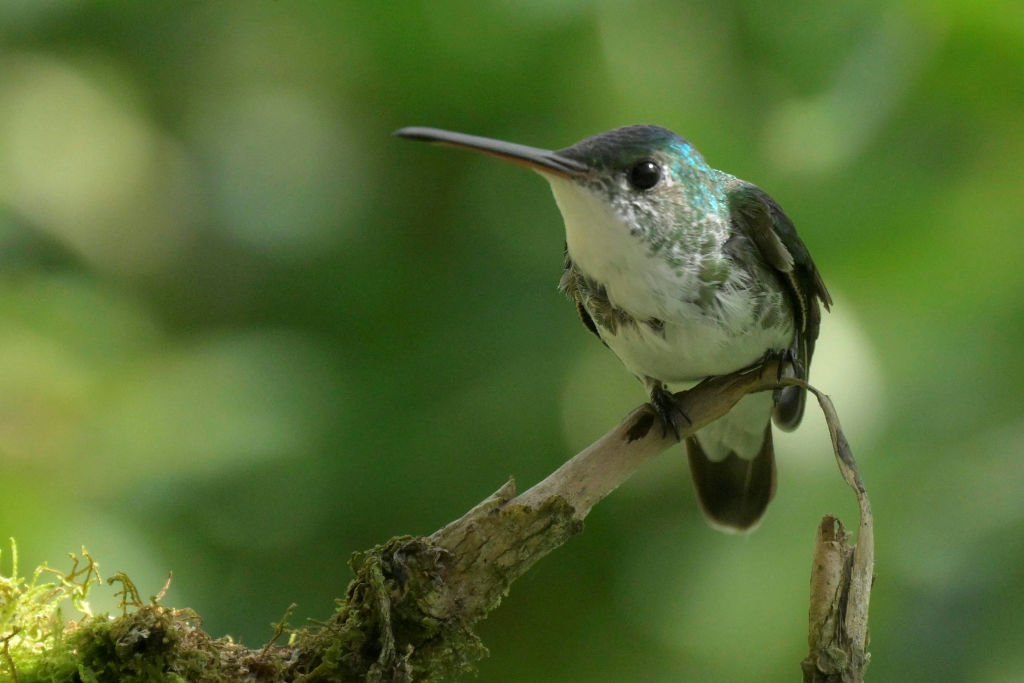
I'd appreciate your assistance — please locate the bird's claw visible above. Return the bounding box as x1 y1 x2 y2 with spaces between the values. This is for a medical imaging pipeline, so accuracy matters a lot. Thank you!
649 385 691 441
758 348 798 383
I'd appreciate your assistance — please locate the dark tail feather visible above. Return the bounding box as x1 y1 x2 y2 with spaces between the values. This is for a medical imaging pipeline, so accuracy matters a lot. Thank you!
772 384 805 431
686 426 776 532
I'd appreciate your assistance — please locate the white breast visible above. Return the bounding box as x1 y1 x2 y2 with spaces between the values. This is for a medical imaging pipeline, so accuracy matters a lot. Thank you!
545 175 792 383
548 175 696 320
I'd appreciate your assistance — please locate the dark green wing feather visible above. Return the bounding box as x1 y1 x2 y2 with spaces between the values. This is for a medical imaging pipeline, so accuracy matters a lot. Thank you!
725 180 832 430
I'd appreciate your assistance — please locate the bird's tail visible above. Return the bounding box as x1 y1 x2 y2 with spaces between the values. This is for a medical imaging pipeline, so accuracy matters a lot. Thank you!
685 424 776 532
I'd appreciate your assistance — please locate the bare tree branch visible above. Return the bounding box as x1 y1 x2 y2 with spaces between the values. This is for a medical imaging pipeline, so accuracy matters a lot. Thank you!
514 360 788 515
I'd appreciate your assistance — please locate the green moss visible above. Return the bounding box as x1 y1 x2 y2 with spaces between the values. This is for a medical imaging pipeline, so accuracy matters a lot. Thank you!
292 536 487 682
1 540 102 682
1 541 287 683
2 495 581 682
1 536 485 683
290 497 581 682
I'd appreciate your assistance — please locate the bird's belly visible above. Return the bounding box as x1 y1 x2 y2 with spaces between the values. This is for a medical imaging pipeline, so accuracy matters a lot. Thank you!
600 310 791 385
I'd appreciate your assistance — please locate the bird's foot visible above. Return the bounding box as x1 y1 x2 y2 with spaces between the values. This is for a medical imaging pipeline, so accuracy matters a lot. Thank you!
649 384 691 441
754 348 799 383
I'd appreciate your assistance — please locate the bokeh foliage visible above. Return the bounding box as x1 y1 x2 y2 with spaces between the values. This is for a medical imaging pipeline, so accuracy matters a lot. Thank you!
1 1 1022 681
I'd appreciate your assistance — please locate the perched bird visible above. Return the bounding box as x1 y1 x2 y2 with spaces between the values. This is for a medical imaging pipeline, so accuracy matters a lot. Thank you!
396 125 831 531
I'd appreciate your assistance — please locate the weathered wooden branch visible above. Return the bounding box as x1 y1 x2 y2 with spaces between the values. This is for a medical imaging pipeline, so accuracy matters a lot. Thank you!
800 384 874 682
9 360 873 682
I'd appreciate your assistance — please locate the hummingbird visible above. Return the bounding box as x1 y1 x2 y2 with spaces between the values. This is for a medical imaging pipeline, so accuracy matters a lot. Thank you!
395 125 831 532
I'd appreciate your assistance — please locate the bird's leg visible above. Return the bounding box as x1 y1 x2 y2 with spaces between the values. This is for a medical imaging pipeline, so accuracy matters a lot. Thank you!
749 347 798 383
645 379 691 441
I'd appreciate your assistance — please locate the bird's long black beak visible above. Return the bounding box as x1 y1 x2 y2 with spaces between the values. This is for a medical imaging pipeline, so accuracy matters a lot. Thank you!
394 127 588 178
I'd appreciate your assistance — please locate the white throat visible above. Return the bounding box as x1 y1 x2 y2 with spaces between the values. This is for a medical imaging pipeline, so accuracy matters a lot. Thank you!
545 175 718 321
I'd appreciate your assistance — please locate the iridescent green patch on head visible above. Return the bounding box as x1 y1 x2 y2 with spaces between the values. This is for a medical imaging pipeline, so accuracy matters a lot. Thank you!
558 126 731 269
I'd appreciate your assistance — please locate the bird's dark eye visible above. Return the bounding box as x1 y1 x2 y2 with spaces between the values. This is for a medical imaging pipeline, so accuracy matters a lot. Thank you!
627 160 661 191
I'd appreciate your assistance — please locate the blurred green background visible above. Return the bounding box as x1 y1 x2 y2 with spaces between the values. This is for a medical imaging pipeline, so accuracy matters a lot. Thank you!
1 1 1022 681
